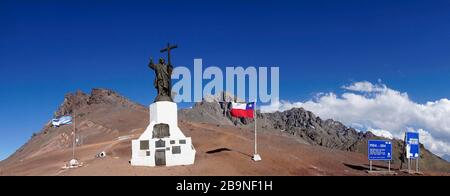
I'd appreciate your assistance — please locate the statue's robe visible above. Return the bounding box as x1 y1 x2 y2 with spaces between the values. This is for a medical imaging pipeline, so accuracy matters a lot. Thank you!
149 62 173 101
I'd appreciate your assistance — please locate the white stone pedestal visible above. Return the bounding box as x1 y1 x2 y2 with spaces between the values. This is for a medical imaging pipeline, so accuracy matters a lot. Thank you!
130 101 196 167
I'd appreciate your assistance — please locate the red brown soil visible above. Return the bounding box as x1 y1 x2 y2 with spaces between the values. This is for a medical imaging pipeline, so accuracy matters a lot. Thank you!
2 120 445 176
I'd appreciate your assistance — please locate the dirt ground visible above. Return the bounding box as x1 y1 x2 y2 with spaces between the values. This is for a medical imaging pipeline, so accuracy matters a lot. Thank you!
2 120 445 176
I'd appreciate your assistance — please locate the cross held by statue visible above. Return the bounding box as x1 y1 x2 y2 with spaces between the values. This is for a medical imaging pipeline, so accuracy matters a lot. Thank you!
160 43 178 65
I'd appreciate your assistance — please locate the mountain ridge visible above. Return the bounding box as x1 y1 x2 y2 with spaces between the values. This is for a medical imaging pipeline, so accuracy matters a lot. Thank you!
179 99 450 172
1 88 449 175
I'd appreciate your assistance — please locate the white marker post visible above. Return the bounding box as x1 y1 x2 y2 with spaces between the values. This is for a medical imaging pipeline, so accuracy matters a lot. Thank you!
252 101 261 161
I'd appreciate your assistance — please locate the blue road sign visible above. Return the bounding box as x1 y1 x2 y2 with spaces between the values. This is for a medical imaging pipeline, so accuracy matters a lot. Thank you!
368 140 392 160
406 132 420 159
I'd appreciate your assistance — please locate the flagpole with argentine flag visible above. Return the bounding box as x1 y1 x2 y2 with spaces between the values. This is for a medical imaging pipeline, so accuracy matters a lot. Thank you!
230 101 261 161
51 112 79 167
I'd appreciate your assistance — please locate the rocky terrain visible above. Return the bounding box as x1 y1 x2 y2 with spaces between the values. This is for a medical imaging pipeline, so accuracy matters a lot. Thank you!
179 93 450 172
0 89 449 175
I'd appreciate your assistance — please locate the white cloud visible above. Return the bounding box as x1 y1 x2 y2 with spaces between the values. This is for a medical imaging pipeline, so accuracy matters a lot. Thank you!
261 81 450 156
368 128 394 139
416 129 450 156
342 81 387 92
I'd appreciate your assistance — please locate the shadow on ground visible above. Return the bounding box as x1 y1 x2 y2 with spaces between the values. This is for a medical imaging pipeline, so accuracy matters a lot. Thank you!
206 148 232 154
344 163 394 171
206 147 253 158
344 163 368 171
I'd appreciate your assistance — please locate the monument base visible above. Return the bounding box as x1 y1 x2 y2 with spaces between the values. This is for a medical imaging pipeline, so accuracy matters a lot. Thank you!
130 101 196 167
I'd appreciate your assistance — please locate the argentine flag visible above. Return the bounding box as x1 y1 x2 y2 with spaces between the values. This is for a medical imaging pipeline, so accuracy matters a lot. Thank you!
52 116 73 127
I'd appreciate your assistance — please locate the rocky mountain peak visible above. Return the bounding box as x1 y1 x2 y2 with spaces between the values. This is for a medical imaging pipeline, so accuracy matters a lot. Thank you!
54 90 89 117
88 88 132 105
202 91 245 102
54 88 144 117
180 98 364 150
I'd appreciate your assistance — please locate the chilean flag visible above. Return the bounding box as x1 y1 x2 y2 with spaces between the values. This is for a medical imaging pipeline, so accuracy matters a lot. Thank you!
230 102 255 118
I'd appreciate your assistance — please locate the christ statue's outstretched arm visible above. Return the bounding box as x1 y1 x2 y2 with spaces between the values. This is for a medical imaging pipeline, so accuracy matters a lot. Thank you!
148 57 156 70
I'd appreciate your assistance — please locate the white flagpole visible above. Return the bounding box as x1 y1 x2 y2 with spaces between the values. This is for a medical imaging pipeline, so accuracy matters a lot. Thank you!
252 100 261 161
72 111 76 160
254 101 257 154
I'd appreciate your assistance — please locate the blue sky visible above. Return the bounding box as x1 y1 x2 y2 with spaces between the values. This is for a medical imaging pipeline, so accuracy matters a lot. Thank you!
1 0 450 160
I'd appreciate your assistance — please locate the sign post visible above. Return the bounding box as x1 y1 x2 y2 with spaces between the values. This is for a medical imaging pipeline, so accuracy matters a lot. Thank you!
405 132 420 174
368 140 394 174
416 159 419 172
